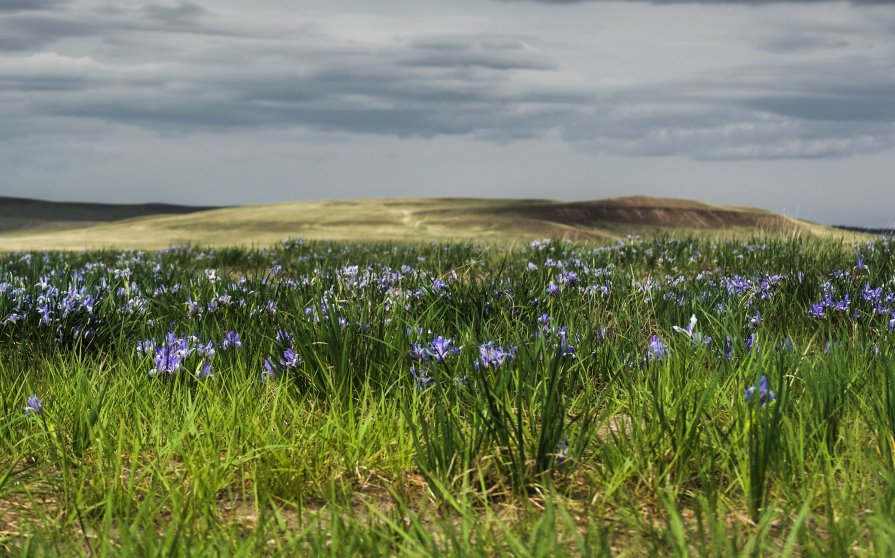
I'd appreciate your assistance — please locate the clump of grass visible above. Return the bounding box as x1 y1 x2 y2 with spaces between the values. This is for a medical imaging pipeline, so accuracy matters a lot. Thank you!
2 234 895 555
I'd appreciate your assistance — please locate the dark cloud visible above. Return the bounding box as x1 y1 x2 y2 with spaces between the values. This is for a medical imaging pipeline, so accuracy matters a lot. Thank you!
403 36 556 70
142 1 207 27
746 91 895 122
0 13 95 51
0 0 893 161
20 45 893 160
0 1 233 51
0 0 63 12
758 34 850 54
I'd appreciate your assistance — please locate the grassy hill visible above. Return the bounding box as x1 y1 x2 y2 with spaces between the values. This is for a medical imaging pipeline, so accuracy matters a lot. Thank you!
0 196 852 251
0 196 218 234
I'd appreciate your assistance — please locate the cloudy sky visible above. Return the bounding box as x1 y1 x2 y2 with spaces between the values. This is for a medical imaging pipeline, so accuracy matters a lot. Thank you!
1 0 894 226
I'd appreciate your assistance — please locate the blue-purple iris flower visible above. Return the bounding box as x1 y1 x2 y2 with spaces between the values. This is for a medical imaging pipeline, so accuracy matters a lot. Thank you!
408 343 428 362
261 358 277 383
647 336 668 363
477 342 517 370
144 333 214 379
276 330 294 347
560 271 578 286
221 331 242 350
432 279 448 294
136 339 156 357
672 314 712 345
198 341 216 360
185 299 200 318
557 326 577 357
197 361 213 379
673 314 697 337
749 311 762 328
745 376 776 407
428 336 460 363
24 395 44 417
280 348 301 369
410 366 435 390
809 303 826 318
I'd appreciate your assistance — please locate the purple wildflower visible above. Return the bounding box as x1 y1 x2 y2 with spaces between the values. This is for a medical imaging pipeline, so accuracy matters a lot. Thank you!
428 336 460 363
722 336 735 361
5 313 24 324
560 271 578 286
185 299 200 318
776 338 794 352
558 327 577 357
478 342 515 370
835 295 851 312
809 303 826 318
432 279 448 294
647 336 668 363
410 366 435 390
745 376 776 407
197 361 213 379
37 305 51 326
136 339 156 357
24 395 44 417
408 343 428 362
672 314 698 337
280 348 301 369
276 330 294 347
749 311 762 328
221 331 242 350
198 341 216 360
261 358 277 383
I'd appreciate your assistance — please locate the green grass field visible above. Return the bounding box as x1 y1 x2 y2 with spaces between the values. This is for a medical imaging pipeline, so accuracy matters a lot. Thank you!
2 234 894 556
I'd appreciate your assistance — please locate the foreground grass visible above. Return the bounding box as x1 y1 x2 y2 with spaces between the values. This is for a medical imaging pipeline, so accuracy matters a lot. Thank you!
2 235 895 555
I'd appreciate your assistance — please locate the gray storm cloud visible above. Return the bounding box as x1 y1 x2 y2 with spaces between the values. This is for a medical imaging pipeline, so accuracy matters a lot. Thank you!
2 1 893 160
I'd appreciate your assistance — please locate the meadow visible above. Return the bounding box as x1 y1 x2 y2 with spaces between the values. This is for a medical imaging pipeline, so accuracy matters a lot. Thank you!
2 234 895 556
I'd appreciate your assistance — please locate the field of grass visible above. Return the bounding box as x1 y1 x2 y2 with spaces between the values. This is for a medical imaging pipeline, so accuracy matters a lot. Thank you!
3 234 895 556
0 197 848 251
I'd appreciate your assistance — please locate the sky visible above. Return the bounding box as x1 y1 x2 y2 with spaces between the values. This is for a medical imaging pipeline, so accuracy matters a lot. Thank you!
1 0 894 226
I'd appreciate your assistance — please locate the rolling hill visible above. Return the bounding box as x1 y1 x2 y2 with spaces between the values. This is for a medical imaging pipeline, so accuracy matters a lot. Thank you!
0 196 852 251
0 196 218 234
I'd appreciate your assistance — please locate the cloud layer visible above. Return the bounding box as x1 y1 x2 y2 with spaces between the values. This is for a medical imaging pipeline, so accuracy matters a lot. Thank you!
1 0 893 161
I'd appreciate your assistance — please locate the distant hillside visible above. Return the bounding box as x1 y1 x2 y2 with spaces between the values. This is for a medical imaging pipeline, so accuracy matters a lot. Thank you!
833 225 895 236
0 196 219 234
479 196 810 234
0 196 856 251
